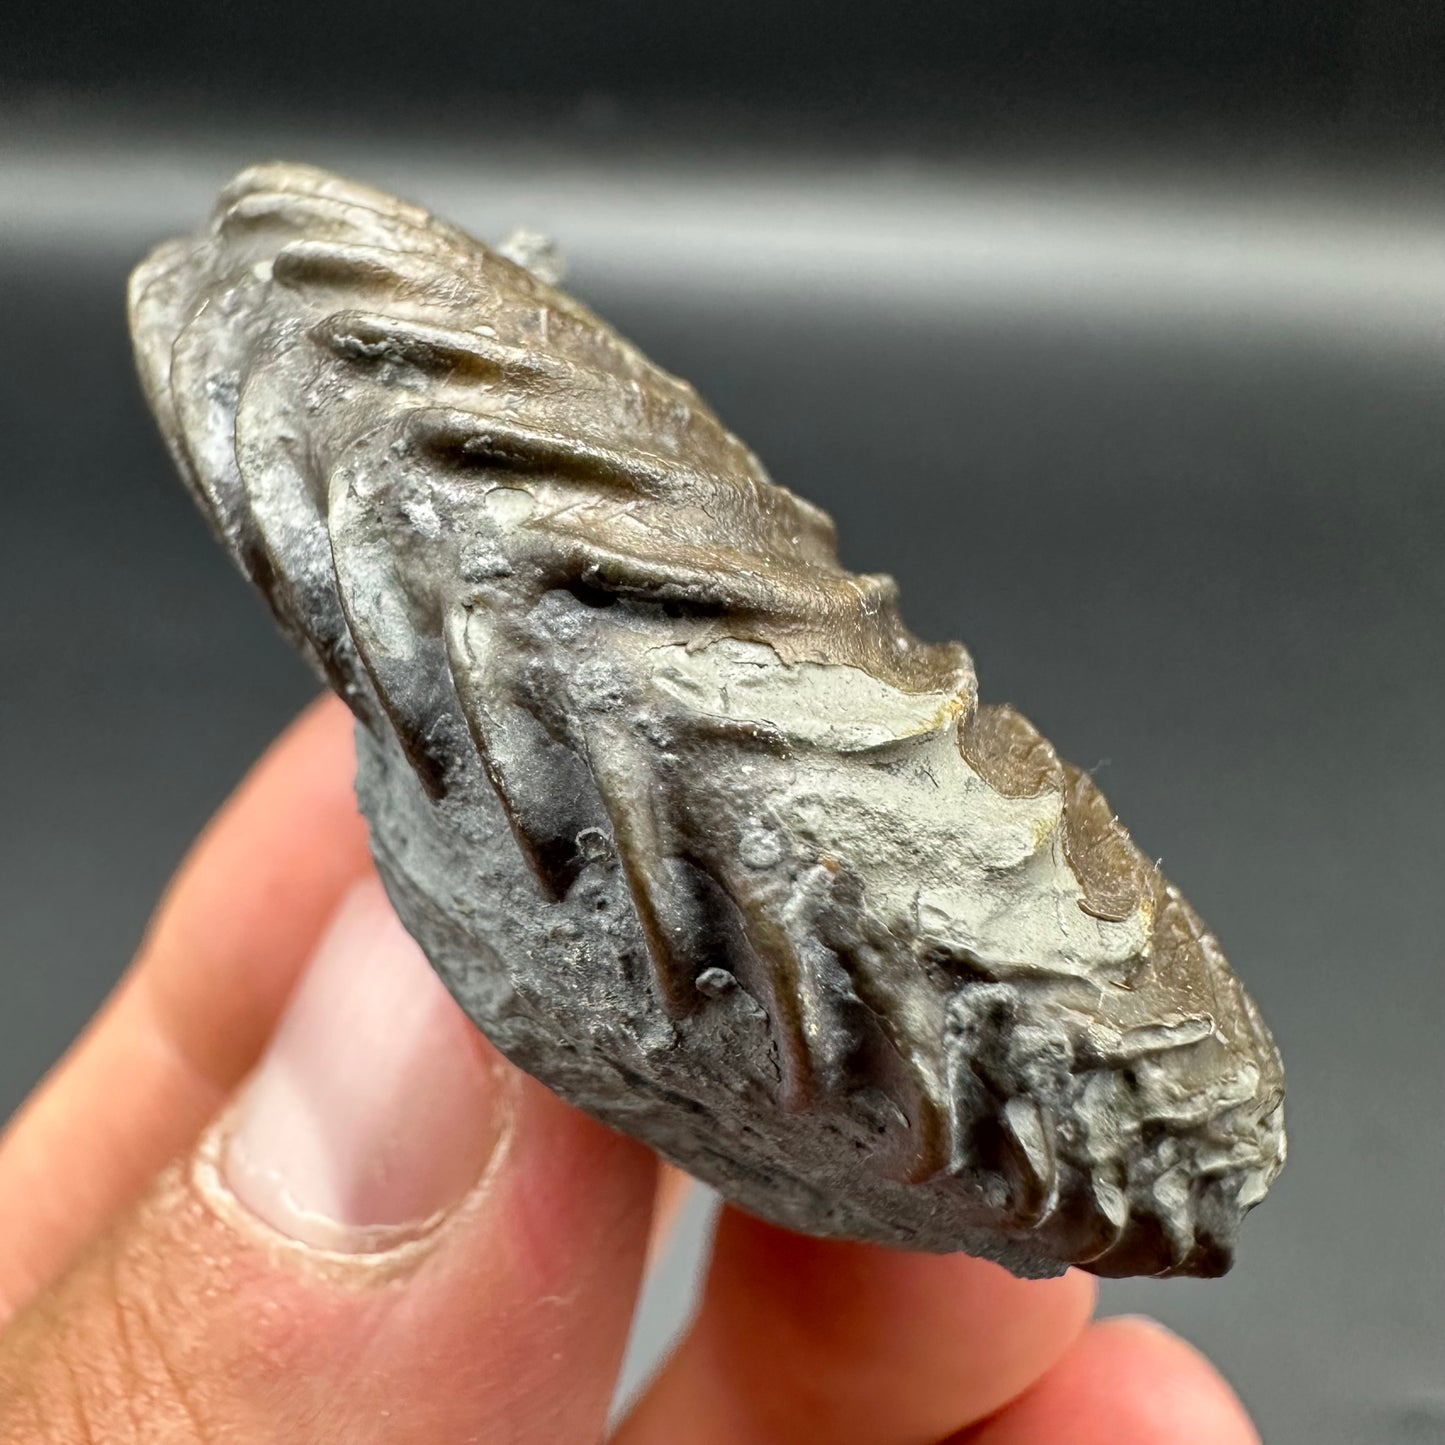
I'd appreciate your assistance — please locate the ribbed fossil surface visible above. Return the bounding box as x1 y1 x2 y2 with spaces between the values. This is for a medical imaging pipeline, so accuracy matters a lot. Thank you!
129 164 1285 1278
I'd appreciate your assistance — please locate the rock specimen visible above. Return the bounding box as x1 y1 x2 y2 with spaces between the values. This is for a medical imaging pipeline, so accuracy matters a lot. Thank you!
129 164 1286 1278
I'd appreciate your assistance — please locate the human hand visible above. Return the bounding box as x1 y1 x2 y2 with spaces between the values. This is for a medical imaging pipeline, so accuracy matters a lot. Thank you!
0 697 1261 1443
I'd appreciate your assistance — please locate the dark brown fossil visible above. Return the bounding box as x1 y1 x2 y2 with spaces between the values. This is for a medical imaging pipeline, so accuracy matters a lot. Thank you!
129 163 1286 1279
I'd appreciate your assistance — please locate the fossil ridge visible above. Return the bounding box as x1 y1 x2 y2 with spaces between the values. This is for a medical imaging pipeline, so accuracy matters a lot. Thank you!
129 163 1286 1278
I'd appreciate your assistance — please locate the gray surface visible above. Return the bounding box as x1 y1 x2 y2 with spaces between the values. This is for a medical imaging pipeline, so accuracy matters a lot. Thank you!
2 141 1442 1440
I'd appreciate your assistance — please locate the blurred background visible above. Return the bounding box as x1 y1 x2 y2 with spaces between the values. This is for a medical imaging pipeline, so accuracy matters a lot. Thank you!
1 3 1442 1440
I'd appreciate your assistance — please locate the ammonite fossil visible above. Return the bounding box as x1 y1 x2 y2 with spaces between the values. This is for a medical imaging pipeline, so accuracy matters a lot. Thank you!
129 164 1286 1279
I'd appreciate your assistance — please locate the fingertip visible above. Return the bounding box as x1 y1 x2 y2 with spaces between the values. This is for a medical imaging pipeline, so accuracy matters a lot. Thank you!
963 1314 1261 1445
713 1208 1097 1364
1098 1316 1261 1442
619 1209 1098 1445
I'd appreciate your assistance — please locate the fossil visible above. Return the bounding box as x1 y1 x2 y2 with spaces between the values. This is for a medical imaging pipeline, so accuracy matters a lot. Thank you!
129 163 1286 1279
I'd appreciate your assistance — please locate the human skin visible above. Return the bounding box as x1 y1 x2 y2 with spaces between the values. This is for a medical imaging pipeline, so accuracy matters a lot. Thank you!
0 696 1260 1443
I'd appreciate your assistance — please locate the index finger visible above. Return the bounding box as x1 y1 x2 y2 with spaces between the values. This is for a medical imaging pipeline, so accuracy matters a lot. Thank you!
616 1206 1096 1445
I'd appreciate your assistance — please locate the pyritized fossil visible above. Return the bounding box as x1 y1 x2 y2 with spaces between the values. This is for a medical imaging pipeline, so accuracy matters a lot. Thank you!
129 164 1285 1279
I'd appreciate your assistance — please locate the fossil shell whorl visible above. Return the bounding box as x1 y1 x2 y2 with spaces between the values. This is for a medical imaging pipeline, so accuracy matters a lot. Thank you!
129 163 1286 1279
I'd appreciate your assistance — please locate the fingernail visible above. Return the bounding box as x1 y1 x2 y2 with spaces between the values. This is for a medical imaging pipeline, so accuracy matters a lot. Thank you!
224 875 505 1252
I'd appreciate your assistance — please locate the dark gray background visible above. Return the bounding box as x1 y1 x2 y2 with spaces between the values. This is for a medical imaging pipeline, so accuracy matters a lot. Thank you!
1 5 1442 1440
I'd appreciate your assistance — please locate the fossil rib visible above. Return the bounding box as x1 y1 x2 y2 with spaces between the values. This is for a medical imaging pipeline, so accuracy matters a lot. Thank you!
129 163 1285 1278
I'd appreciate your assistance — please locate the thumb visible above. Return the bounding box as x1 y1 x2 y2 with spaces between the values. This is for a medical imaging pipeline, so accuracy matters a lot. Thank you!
0 875 657 1444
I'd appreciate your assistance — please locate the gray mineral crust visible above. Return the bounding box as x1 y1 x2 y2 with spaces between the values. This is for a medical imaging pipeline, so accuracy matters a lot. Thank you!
129 163 1286 1279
